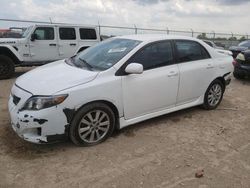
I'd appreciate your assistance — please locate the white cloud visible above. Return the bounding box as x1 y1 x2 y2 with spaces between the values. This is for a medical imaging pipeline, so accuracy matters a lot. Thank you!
0 0 250 35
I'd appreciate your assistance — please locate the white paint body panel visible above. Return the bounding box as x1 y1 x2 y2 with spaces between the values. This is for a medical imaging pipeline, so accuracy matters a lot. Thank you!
8 34 233 143
122 64 179 119
0 24 100 64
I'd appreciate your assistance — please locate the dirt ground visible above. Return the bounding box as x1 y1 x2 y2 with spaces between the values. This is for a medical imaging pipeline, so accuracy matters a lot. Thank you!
0 67 250 188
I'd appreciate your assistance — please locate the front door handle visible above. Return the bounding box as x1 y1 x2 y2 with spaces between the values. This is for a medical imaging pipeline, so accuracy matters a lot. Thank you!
70 43 76 46
49 43 57 46
168 71 178 77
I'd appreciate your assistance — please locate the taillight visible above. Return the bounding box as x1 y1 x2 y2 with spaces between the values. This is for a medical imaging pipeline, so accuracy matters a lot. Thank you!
232 59 238 66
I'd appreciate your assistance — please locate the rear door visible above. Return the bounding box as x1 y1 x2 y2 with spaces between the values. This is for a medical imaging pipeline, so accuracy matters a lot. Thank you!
58 27 78 58
175 40 216 105
78 28 99 51
121 40 179 120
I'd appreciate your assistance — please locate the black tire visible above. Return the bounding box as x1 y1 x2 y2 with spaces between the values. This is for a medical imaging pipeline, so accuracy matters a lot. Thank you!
69 102 115 146
233 72 244 80
0 55 15 79
203 80 224 110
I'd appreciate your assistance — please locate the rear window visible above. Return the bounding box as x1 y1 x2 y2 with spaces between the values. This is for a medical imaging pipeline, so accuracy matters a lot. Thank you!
59 28 76 40
79 28 97 40
175 40 210 63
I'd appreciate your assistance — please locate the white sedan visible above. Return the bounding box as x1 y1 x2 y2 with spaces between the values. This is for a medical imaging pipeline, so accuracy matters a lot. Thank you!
8 35 233 146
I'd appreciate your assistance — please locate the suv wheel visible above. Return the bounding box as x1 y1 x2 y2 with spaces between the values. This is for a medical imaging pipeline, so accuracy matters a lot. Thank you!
203 80 224 110
69 102 115 146
0 55 15 79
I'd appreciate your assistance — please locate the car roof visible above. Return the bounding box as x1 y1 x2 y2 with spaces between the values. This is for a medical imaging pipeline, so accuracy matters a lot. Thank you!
115 34 200 43
33 24 97 28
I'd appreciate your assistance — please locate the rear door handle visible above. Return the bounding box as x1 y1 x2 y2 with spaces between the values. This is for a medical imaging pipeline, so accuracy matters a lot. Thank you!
70 43 76 46
49 43 57 46
168 71 178 77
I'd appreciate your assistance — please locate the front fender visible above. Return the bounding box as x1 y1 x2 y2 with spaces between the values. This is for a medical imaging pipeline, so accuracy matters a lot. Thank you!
0 45 23 62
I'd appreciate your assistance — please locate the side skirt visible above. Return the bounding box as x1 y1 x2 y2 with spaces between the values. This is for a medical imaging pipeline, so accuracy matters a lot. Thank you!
119 95 204 129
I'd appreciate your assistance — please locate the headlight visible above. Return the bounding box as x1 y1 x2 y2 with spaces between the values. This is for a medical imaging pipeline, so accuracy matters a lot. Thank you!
21 94 68 111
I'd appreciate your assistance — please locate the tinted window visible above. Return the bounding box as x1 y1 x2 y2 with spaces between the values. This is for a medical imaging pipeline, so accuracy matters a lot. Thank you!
175 40 210 63
59 28 76 40
128 41 174 70
239 40 250 48
34 27 54 40
79 28 97 40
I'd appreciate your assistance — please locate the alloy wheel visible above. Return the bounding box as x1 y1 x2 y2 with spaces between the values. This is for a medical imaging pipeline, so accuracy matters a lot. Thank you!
78 110 110 143
207 83 222 106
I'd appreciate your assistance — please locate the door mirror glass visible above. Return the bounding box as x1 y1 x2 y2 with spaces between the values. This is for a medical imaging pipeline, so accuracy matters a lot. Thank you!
125 63 143 74
30 33 37 41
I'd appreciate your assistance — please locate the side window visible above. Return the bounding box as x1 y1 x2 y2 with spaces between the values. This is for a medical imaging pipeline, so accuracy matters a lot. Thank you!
128 41 174 70
59 28 76 40
175 40 210 63
34 27 54 40
79 28 97 40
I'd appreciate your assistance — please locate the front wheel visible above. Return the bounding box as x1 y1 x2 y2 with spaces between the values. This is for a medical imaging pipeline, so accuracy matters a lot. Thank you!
203 80 224 110
0 55 15 79
69 103 115 146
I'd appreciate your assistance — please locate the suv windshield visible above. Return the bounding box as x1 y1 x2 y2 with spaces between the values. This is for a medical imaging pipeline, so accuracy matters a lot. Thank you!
239 40 250 48
72 38 141 70
21 26 33 38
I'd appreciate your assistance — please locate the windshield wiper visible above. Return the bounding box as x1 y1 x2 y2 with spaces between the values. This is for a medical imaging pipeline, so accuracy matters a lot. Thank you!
79 58 93 70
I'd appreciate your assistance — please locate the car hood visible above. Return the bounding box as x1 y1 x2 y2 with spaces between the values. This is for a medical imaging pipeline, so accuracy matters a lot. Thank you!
229 46 248 51
16 60 99 95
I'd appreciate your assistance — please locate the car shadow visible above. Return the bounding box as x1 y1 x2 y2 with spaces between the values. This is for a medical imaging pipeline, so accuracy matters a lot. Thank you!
2 106 201 160
112 106 200 138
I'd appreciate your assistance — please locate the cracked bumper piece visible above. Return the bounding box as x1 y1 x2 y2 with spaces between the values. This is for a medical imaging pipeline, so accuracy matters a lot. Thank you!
8 85 69 144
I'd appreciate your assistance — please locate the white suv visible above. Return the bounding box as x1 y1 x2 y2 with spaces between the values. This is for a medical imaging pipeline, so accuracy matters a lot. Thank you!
8 35 233 146
0 24 100 79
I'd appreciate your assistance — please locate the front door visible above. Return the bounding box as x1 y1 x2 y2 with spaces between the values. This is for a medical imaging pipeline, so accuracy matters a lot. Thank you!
29 26 59 62
122 41 179 120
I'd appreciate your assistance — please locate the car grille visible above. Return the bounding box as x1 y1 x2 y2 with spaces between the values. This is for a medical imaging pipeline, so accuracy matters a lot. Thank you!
12 95 21 105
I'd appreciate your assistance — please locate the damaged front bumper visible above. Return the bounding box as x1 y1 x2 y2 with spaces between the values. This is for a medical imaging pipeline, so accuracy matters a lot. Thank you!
8 85 69 144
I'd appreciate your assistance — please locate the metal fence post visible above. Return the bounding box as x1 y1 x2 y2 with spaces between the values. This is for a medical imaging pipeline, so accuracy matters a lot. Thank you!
166 27 169 35
98 21 101 38
134 24 137 34
190 28 194 37
212 30 215 41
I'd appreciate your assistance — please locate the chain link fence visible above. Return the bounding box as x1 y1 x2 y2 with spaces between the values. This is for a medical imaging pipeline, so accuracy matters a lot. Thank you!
0 18 248 49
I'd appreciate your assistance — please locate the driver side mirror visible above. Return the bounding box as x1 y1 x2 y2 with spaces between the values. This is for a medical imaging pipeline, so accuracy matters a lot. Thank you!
125 63 143 74
30 33 37 41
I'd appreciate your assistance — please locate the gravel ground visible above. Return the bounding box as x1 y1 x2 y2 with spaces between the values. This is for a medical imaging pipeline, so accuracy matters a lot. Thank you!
0 67 250 188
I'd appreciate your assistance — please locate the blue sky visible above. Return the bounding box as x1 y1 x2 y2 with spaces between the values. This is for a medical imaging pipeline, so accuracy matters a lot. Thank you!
0 0 250 35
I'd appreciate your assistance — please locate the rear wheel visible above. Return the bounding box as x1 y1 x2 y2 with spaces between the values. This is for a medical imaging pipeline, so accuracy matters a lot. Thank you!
0 55 15 79
69 102 115 146
203 80 224 110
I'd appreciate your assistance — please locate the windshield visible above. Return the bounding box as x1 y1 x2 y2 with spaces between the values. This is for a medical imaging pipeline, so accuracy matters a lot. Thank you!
21 26 33 38
71 38 141 70
239 40 250 48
